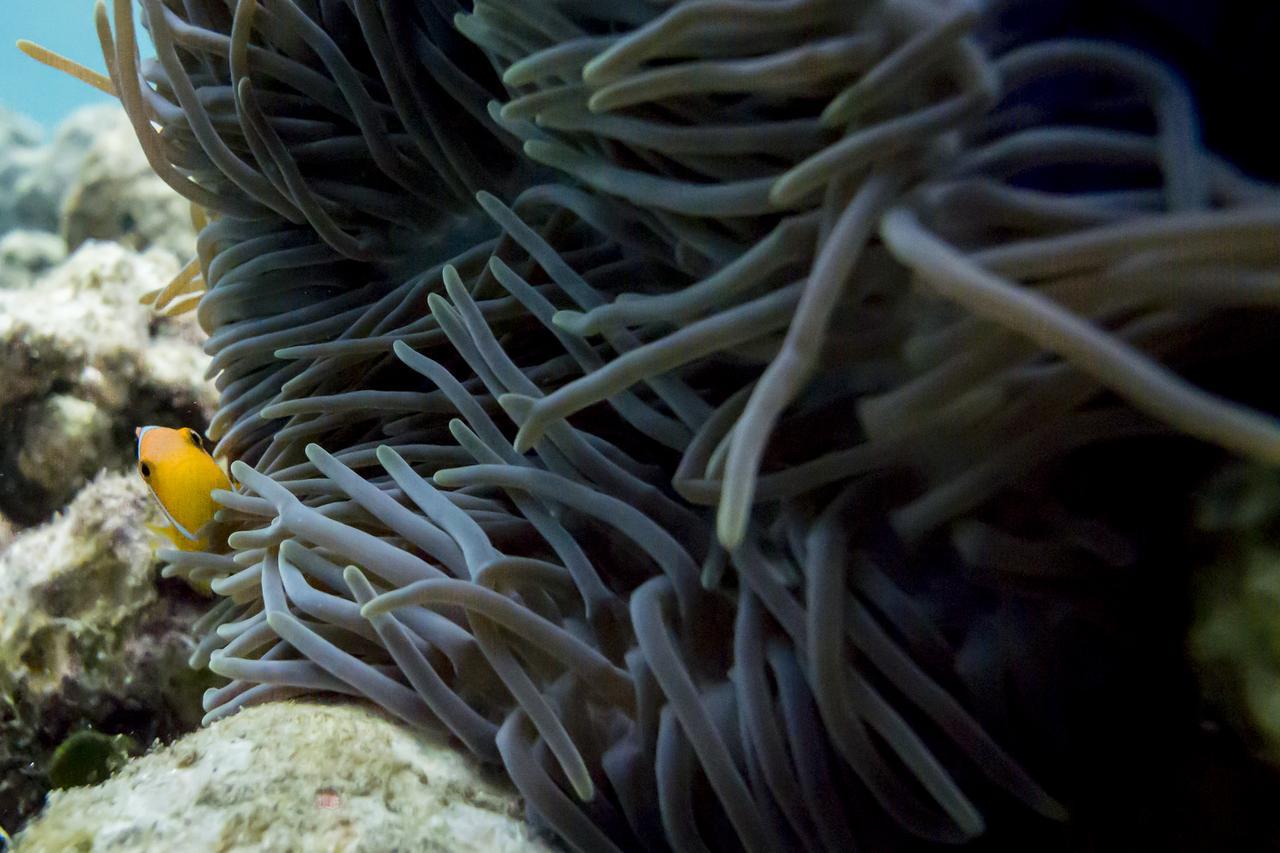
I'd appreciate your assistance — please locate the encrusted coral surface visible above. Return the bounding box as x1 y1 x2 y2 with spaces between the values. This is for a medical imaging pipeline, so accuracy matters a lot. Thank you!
0 472 210 832
16 700 552 853
0 100 215 831
61 108 197 260
0 104 119 236
0 240 211 520
0 229 65 290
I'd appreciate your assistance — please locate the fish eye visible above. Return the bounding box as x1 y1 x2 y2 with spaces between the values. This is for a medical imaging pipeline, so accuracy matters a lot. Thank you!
139 462 152 478
188 430 203 448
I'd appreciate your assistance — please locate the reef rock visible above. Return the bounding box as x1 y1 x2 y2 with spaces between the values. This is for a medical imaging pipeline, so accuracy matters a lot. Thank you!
0 104 42 149
15 394 117 501
61 107 197 260
0 240 215 523
0 471 212 834
0 104 119 237
0 102 193 260
0 229 66 290
16 700 554 853
0 106 47 235
0 512 14 551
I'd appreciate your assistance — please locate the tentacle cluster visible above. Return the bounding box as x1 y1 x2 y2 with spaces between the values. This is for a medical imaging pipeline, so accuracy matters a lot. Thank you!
63 0 1280 850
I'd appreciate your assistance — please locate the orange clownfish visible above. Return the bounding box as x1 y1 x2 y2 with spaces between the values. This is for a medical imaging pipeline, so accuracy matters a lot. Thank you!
135 426 230 551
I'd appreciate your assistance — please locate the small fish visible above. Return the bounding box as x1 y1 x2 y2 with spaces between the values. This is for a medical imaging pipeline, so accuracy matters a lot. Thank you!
135 425 230 552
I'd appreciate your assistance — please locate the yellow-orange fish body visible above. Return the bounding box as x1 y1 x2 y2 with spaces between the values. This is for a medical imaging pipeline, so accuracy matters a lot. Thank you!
135 425 229 552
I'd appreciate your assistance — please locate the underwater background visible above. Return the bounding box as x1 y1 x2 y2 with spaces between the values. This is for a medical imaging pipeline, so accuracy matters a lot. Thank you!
1 0 1280 851
0 2 139 128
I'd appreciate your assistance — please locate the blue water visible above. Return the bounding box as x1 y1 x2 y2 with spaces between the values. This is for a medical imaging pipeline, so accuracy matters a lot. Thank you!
0 3 152 130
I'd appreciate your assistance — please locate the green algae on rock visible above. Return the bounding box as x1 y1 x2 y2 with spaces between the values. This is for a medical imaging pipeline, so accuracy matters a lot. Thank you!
16 700 554 853
1192 464 1280 764
47 730 137 790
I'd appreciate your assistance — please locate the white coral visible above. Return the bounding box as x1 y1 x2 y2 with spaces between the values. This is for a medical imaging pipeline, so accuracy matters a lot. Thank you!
17 701 554 853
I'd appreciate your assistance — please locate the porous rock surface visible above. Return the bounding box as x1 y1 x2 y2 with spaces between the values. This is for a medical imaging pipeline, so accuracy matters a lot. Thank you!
0 471 211 833
0 229 66 290
0 101 196 287
61 108 197 259
16 700 554 853
0 101 241 841
0 240 214 523
0 105 53 234
0 103 117 236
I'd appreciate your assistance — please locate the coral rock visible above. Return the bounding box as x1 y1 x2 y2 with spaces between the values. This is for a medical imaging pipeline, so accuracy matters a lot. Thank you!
0 230 66 290
61 107 196 260
15 394 116 509
0 241 215 524
0 106 48 235
0 105 42 149
0 104 117 236
0 512 13 551
16 700 555 853
0 471 211 833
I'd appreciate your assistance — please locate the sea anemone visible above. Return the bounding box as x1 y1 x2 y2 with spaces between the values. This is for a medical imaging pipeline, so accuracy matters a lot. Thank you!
24 0 1280 849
